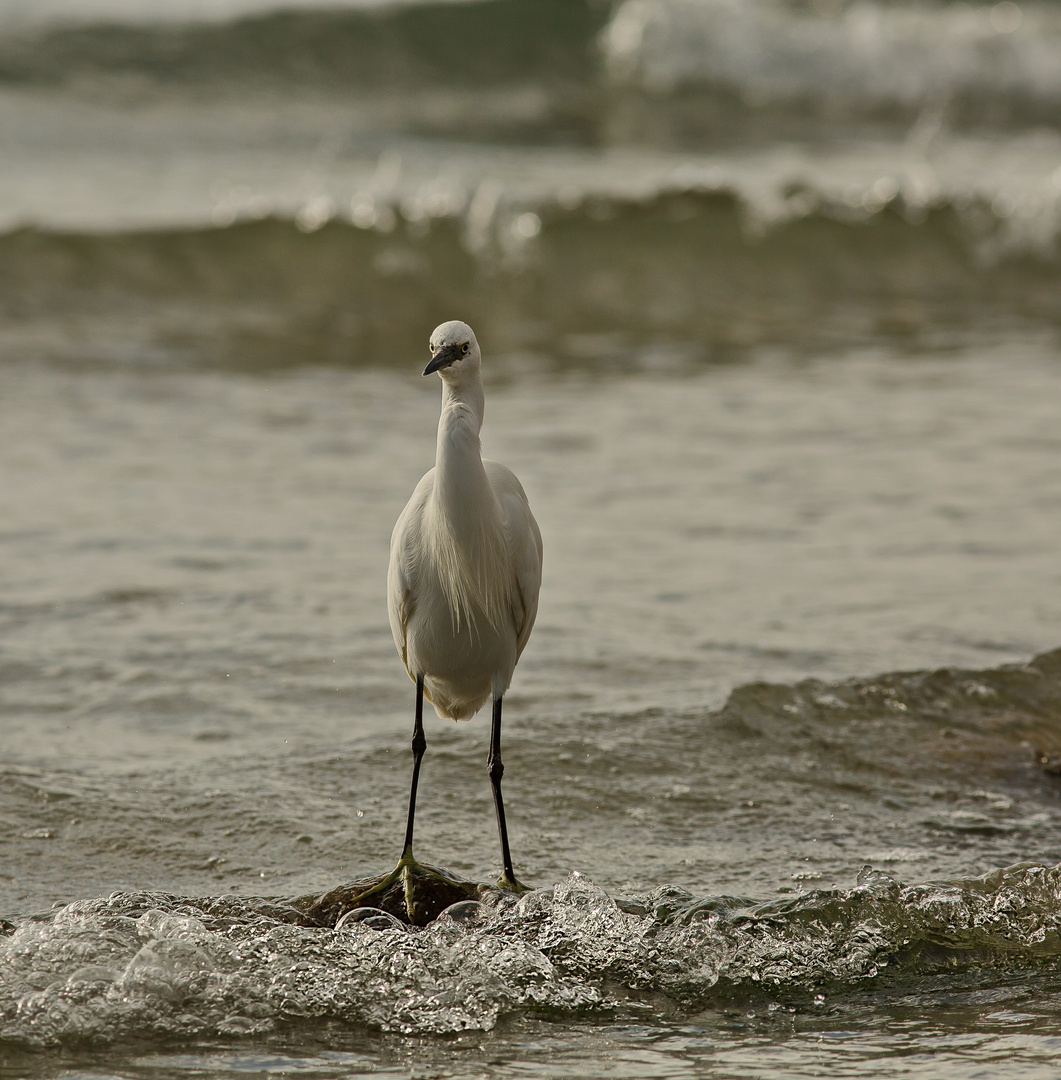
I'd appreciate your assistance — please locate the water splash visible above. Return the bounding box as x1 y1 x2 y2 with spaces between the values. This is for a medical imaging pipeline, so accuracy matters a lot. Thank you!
601 0 1061 128
4 863 1061 1046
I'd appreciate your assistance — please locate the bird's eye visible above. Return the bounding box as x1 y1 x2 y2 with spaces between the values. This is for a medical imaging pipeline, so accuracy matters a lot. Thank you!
429 344 436 353
461 343 470 355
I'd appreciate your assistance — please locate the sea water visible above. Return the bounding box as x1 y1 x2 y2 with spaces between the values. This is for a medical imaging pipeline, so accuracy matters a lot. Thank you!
3 1 1061 1077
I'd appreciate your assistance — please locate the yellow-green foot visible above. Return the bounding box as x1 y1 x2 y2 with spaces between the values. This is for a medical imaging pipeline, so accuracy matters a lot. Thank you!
496 872 531 896
294 855 483 927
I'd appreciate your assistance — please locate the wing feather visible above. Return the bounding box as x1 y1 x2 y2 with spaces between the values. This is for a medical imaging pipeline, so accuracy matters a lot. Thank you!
387 469 434 679
485 460 543 658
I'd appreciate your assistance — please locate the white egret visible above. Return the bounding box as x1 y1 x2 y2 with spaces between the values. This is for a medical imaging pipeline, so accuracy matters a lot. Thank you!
387 320 543 891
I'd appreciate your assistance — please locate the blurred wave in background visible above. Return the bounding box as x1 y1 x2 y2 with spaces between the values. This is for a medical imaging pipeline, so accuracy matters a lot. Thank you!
2 0 1060 368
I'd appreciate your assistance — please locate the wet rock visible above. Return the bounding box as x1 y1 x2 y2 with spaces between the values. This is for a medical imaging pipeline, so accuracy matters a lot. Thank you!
292 860 494 928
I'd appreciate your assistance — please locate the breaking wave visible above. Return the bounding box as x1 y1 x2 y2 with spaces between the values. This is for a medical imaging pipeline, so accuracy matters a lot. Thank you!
4 176 1061 369
601 0 1061 136
3 648 1061 1046
3 864 1061 1046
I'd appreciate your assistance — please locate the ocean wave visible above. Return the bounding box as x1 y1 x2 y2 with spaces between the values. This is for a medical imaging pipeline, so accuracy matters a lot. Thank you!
2 862 1061 1045
3 647 1061 1044
0 0 604 93
3 178 1061 369
721 646 1061 761
601 0 1061 134
3 1 1060 142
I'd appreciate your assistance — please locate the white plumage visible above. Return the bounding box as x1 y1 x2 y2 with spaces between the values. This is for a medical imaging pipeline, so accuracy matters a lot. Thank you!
388 320 542 719
387 319 542 888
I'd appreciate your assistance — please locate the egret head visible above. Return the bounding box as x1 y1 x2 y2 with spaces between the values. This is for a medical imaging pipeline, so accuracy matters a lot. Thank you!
424 320 481 381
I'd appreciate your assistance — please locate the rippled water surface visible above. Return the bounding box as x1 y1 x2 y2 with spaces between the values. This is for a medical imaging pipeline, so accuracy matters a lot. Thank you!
4 349 1061 1077
4 0 1061 1076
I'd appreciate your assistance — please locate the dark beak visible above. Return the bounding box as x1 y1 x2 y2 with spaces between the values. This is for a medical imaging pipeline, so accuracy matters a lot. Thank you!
423 343 460 376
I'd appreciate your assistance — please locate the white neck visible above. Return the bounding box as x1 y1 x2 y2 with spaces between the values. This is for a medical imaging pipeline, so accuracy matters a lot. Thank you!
434 369 488 502
428 367 508 631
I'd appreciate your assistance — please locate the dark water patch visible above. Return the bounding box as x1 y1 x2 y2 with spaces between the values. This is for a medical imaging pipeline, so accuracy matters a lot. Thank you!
4 186 1061 371
0 0 605 92
0 0 605 143
722 646 1061 767
499 648 1061 900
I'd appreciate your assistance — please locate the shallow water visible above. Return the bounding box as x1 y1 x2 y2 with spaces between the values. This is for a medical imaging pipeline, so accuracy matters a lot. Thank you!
4 0 1061 1076
4 349 1061 1076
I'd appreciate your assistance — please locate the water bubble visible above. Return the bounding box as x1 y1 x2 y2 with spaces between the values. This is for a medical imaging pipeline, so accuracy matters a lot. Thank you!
334 907 405 932
514 888 555 920
478 889 520 914
436 901 485 926
137 910 209 941
217 1015 268 1035
66 965 119 986
6 869 1061 1045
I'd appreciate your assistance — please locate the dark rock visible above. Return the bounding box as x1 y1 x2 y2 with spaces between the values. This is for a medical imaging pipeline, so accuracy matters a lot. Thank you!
291 859 493 928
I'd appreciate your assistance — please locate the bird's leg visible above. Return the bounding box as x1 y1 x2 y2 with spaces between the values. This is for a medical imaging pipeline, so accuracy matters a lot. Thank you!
332 680 524 924
489 696 527 893
332 676 483 924
338 676 429 918
401 674 427 862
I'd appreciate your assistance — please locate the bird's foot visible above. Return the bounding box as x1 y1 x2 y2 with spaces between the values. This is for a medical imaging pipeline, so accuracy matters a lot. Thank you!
296 853 481 927
495 871 531 896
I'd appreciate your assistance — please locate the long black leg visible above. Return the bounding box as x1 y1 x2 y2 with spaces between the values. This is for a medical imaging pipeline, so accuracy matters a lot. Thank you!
401 675 426 860
488 696 517 885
